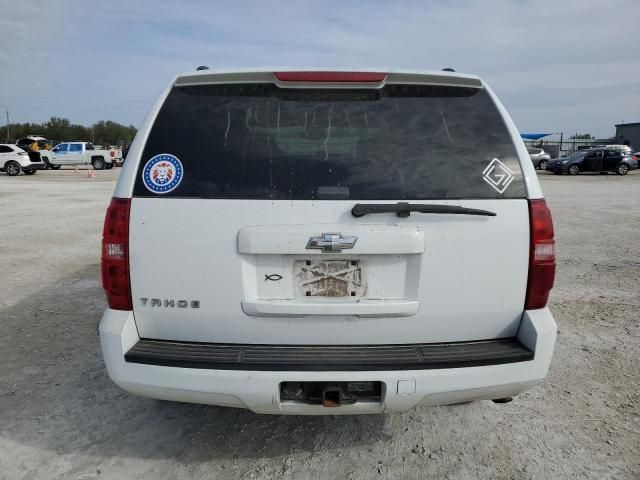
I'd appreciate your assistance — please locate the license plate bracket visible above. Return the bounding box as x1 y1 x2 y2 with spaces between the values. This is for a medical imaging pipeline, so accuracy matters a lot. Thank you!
294 259 365 297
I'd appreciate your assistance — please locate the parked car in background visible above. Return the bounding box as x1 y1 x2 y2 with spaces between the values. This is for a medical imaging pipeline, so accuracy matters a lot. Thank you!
527 147 551 170
602 144 634 155
546 148 637 175
0 144 45 175
545 150 589 175
40 142 115 170
99 68 557 414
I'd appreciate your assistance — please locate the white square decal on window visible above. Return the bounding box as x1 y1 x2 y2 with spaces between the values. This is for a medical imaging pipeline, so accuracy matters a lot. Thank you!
482 158 515 194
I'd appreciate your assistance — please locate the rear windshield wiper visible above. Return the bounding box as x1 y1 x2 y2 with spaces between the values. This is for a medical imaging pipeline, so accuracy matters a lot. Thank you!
351 202 496 218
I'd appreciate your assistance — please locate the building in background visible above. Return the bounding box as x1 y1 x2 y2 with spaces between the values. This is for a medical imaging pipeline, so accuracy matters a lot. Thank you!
615 123 640 149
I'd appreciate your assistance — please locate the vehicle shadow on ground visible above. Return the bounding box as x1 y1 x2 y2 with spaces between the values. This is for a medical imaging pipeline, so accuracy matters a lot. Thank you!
0 265 397 463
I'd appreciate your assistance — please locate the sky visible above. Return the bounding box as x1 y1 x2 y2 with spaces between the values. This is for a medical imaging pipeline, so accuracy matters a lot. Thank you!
1 0 639 138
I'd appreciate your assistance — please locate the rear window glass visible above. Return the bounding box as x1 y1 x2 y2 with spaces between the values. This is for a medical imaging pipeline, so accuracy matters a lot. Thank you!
135 83 526 199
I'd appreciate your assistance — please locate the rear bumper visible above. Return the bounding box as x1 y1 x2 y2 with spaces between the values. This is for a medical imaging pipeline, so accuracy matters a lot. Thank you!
125 337 534 371
99 308 557 414
22 162 44 171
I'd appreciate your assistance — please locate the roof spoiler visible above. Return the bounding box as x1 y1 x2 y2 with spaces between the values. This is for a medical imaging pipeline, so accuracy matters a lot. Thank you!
174 70 483 89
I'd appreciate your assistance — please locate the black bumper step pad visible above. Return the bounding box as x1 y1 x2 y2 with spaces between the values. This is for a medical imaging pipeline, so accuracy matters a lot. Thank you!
125 337 533 371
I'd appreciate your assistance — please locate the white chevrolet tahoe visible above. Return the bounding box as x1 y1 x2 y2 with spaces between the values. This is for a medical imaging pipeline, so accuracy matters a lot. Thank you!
99 68 557 414
40 142 115 170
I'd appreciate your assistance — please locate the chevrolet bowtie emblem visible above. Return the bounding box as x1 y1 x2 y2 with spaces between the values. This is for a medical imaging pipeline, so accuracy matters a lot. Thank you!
306 233 357 253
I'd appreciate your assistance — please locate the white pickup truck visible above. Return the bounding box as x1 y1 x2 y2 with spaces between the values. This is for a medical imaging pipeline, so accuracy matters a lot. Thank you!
40 142 115 170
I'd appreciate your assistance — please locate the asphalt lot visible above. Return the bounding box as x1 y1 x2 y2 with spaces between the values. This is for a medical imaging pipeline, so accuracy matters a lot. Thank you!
1 168 639 479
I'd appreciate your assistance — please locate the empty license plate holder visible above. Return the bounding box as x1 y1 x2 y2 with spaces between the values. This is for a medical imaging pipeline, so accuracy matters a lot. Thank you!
294 259 365 297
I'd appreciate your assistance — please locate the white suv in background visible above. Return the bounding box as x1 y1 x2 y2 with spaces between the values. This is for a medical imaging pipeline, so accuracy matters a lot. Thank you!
99 68 557 414
0 144 44 176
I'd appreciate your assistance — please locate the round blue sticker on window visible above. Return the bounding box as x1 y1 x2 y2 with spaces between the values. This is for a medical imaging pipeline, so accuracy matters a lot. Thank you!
142 154 183 194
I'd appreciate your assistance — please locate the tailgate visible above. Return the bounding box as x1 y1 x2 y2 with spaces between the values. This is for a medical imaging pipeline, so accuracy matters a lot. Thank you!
129 198 529 344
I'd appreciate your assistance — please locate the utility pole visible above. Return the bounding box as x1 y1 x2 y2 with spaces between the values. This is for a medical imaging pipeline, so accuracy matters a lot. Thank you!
5 111 9 142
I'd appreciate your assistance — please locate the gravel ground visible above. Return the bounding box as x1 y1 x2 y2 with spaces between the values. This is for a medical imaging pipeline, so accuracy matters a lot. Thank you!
0 168 638 479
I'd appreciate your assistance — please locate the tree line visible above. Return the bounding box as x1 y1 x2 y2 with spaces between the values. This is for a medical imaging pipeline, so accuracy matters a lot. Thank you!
1 117 137 146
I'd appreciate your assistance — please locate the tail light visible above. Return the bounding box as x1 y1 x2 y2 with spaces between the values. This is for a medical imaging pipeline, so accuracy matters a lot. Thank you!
101 197 132 310
110 150 115 157
525 199 555 309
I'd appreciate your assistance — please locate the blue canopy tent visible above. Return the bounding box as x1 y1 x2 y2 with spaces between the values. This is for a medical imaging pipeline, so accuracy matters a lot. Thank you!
521 133 562 157
520 133 553 140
